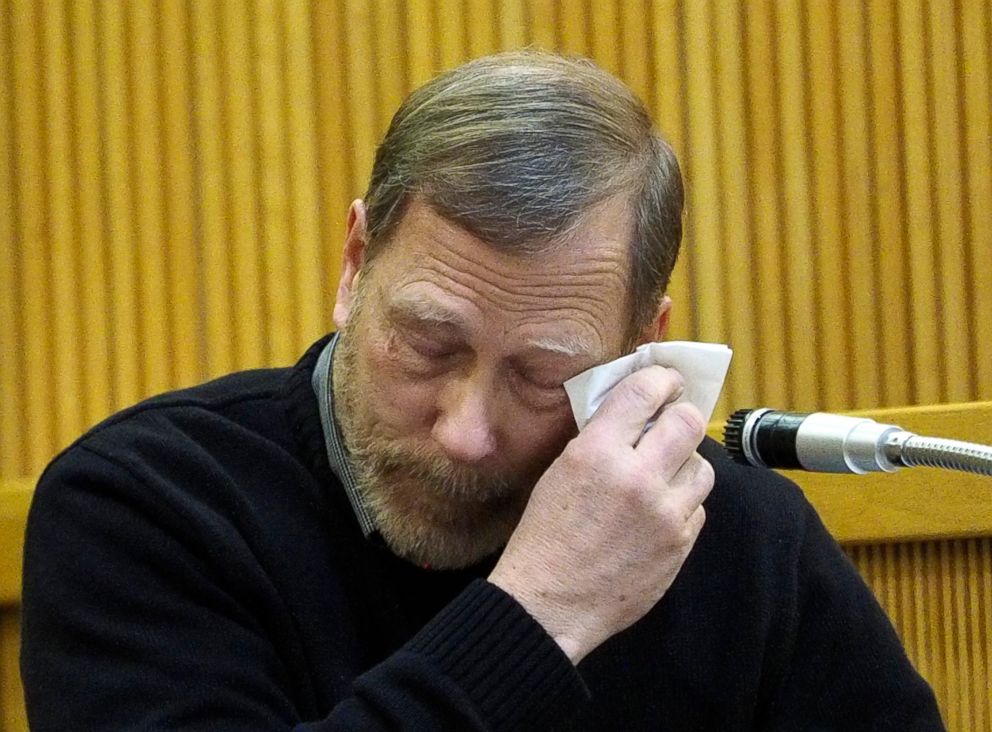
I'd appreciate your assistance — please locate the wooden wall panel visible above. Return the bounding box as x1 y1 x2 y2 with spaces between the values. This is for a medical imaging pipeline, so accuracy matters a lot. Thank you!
2 0 990 478
846 539 992 732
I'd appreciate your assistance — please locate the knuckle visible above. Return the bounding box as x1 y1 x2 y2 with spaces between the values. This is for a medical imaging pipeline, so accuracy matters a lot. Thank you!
669 403 706 442
694 457 715 490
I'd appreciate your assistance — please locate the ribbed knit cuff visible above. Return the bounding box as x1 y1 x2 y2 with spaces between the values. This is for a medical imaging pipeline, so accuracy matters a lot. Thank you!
404 579 589 731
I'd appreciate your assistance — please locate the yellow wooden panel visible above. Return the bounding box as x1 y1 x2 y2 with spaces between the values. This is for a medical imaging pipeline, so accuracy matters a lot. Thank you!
0 483 31 606
649 1 690 344
529 0 558 49
712 4 756 411
161 0 204 388
131 1 173 398
961 0 992 399
1 608 27 732
405 0 436 87
557 0 588 57
374 0 408 132
42 0 84 454
283 1 326 347
312 0 351 317
835 0 881 410
896 0 942 405
741 0 788 408
71 0 114 427
775 0 818 413
0 0 22 478
618 0 650 105
437 0 467 69
806 2 850 410
927 2 971 405
843 539 992 730
256 0 297 367
100 0 143 412
497 0 527 49
587 1 618 76
13 0 56 477
345 0 379 200
191 0 234 378
221 1 265 370
465 0 498 58
866 0 912 408
683 0 726 424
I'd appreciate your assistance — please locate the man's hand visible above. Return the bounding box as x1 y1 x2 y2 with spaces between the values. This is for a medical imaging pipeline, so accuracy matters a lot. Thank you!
488 365 714 664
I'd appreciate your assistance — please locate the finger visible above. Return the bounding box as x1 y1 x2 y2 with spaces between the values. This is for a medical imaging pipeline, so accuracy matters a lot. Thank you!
635 400 708 481
664 453 714 520
584 365 685 447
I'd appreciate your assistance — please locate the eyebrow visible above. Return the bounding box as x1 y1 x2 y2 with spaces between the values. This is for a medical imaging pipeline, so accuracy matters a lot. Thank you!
389 292 467 327
388 291 598 360
524 333 598 359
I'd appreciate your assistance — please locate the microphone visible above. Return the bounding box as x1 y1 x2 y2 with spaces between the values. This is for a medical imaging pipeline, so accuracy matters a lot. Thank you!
723 408 992 477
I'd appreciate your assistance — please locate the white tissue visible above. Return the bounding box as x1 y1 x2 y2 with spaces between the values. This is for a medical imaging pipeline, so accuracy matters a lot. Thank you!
564 342 733 430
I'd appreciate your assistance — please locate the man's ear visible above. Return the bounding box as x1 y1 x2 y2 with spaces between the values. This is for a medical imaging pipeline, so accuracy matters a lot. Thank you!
632 295 673 347
333 200 369 329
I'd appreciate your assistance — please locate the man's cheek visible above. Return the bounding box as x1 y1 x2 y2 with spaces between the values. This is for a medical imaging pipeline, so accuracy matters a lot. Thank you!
368 380 438 435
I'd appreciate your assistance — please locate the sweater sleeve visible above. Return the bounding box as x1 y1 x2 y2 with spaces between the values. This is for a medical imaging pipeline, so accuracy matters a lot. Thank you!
20 445 586 732
762 500 945 730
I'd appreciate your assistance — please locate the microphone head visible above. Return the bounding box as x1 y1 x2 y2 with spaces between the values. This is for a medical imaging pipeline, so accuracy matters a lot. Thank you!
723 408 757 466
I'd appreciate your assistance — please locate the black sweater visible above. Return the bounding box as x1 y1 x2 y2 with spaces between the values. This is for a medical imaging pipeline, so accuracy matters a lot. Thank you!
21 336 943 730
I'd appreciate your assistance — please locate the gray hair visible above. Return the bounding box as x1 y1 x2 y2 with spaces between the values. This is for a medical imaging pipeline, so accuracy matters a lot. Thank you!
362 49 684 339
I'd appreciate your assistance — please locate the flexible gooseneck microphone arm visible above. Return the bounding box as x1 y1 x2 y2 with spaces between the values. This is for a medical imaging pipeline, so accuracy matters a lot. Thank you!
723 408 992 477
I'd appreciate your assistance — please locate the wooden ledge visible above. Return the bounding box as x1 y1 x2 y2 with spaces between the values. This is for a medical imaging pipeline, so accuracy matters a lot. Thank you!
707 401 992 544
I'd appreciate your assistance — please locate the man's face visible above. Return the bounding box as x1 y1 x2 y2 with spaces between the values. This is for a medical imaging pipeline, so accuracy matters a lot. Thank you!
333 197 640 569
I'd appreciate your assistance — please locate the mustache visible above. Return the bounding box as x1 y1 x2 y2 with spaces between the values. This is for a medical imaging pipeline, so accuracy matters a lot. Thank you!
354 440 519 500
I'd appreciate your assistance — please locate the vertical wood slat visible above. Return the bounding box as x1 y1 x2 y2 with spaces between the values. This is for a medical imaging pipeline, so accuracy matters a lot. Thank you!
0 0 23 477
130 1 172 398
42 0 84 450
775 0 818 412
866 0 912 409
847 538 992 730
283 2 325 349
13 0 56 473
927 2 970 405
713 4 756 410
221 1 264 370
436 0 466 69
1 609 28 732
160 0 202 388
806 2 850 409
100 0 142 411
896 0 942 405
72 0 114 426
682 0 728 418
191 0 234 379
649 0 689 344
311 0 351 314
255 0 296 367
464 0 498 58
742 0 789 408
835 0 881 410
961 0 992 401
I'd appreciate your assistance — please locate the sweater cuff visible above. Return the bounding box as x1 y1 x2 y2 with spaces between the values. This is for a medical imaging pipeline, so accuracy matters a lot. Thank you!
404 578 589 731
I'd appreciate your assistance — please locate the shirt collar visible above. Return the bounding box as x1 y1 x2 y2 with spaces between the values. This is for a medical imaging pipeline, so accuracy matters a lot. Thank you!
312 333 379 538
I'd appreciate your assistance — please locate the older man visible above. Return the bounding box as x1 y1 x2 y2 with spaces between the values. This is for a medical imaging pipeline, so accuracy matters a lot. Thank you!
22 51 942 730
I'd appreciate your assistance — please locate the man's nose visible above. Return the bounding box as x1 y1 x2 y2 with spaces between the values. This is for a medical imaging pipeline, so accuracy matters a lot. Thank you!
431 374 498 465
